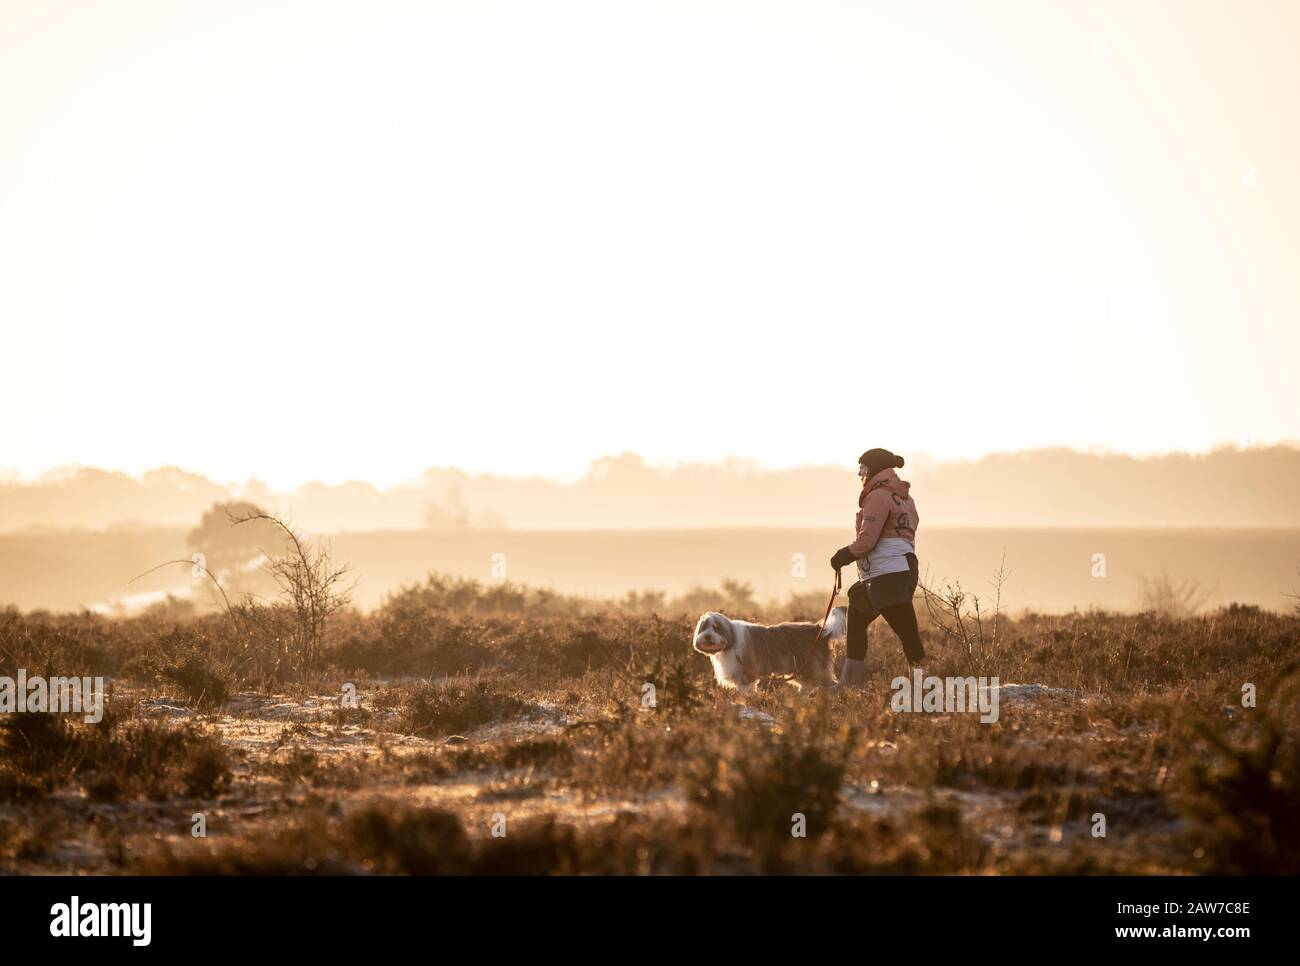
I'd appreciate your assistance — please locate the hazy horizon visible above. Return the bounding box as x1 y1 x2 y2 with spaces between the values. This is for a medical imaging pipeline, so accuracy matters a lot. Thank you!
6 1 1300 490
4 439 1299 493
3 444 1299 535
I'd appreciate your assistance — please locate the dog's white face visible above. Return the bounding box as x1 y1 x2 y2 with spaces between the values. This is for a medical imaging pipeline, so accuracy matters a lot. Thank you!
692 611 735 655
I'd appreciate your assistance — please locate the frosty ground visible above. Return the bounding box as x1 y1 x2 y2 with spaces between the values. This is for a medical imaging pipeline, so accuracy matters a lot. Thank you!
1 588 1296 874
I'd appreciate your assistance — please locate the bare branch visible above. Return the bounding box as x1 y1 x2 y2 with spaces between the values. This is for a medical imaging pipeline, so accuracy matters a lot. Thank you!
129 558 235 618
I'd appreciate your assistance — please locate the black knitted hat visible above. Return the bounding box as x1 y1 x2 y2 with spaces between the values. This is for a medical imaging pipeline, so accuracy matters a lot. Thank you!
858 448 905 475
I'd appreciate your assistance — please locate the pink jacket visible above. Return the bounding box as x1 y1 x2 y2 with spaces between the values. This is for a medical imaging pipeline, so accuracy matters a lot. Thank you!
849 468 918 558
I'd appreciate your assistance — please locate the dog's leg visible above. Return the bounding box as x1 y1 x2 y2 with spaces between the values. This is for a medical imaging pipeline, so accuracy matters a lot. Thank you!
799 659 835 693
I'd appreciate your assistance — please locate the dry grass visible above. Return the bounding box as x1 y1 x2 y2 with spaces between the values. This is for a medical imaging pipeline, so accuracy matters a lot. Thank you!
0 581 1297 874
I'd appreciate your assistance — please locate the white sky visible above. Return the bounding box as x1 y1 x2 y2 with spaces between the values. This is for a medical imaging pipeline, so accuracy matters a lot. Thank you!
3 0 1298 488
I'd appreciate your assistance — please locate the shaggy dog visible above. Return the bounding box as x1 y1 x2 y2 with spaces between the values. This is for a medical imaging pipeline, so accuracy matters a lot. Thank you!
692 607 847 693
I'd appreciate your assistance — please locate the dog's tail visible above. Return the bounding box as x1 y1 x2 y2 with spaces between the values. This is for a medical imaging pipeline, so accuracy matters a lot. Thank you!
821 605 848 639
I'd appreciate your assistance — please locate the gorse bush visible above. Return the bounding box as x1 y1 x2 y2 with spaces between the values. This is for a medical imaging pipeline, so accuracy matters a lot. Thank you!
138 803 727 875
0 711 79 800
140 628 232 707
0 709 232 803
617 620 709 717
346 806 470 874
379 574 584 617
0 609 154 680
1179 668 1300 873
394 679 532 738
684 699 858 865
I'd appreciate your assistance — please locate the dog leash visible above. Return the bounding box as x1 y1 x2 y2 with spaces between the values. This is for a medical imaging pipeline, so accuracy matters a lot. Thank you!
800 568 843 671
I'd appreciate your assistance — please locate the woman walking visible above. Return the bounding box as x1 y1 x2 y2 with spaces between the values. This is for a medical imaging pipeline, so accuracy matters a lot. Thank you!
829 448 926 687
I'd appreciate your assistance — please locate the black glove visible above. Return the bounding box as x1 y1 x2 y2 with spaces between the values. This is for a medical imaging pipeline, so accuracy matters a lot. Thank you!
830 546 857 571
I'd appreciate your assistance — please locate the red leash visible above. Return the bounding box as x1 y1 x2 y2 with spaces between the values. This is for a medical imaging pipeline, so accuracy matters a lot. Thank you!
799 569 843 671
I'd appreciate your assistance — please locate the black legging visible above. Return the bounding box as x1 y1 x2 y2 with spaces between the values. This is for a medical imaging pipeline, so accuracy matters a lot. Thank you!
845 553 925 665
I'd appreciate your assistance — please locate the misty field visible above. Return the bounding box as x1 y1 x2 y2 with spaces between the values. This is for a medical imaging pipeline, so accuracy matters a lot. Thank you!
1 572 1297 876
5 526 1300 614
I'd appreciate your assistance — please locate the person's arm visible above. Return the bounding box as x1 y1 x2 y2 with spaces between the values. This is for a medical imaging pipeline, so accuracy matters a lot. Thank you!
832 489 891 568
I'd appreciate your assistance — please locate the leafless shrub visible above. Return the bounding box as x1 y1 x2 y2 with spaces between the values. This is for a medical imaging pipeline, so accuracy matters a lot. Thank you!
920 552 1010 672
1136 568 1213 618
1283 566 1300 616
134 509 353 680
229 511 353 677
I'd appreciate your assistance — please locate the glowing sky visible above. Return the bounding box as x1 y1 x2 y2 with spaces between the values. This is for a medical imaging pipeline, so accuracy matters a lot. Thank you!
3 1 1298 488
